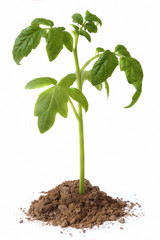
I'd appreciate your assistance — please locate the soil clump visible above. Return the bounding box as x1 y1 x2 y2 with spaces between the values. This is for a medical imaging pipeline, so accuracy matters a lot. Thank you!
25 179 139 229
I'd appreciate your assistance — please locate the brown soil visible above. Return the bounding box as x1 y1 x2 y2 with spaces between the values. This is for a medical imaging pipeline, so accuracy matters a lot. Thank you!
24 179 140 229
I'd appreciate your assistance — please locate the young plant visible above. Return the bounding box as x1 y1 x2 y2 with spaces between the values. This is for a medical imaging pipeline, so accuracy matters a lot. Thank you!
12 11 143 194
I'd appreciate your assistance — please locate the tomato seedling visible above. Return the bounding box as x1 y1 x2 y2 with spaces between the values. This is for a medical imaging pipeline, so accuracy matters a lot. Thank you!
12 10 143 194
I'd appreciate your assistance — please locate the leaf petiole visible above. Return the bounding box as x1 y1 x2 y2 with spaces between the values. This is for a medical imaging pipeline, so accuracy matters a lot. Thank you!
68 98 80 121
80 53 103 73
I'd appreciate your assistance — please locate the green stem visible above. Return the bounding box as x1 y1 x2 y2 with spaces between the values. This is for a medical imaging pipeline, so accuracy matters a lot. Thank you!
68 98 80 121
73 35 85 194
80 53 103 73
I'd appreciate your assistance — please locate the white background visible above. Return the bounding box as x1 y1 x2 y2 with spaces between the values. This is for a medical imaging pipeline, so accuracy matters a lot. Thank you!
0 0 160 239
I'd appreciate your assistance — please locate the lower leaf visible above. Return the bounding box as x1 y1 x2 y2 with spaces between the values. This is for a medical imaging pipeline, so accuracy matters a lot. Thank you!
67 88 88 112
25 77 57 89
34 86 69 133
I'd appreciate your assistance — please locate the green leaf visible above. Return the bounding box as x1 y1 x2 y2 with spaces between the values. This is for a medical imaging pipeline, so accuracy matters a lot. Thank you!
72 29 80 38
95 83 103 91
96 47 105 53
120 56 143 108
114 44 143 107
82 70 102 91
31 18 54 27
25 77 57 89
71 24 79 31
115 45 131 57
125 90 142 108
85 10 102 26
63 31 73 52
91 50 118 85
41 28 48 38
72 13 83 25
34 85 69 133
58 73 76 88
46 28 64 61
58 27 65 31
84 22 97 33
81 70 91 82
12 26 43 65
120 57 143 87
79 29 91 42
104 80 109 97
66 88 88 112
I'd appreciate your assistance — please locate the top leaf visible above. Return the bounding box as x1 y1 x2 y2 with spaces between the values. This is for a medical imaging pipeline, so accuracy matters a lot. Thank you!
96 47 105 53
31 18 54 27
115 45 131 57
79 29 91 42
71 24 79 31
12 26 44 65
63 31 73 52
72 13 83 25
84 22 97 33
46 28 64 61
85 10 102 26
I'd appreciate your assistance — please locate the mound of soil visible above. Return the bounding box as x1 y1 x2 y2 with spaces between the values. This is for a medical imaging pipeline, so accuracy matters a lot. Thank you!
25 179 138 229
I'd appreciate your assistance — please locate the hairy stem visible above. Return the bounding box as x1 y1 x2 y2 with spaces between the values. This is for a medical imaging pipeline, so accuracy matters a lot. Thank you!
73 35 85 194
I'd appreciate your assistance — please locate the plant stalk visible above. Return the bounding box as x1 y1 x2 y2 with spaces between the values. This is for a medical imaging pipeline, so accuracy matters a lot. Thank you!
73 35 85 194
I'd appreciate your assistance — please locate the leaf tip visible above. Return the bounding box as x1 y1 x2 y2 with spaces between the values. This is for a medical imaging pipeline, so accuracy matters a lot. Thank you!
13 56 21 65
85 104 89 113
39 129 45 134
124 105 131 109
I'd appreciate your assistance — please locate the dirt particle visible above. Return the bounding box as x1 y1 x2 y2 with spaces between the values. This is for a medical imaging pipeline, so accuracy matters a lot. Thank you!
118 218 125 224
130 202 135 209
61 220 68 228
60 186 70 196
19 220 23 224
109 215 117 221
58 204 67 212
